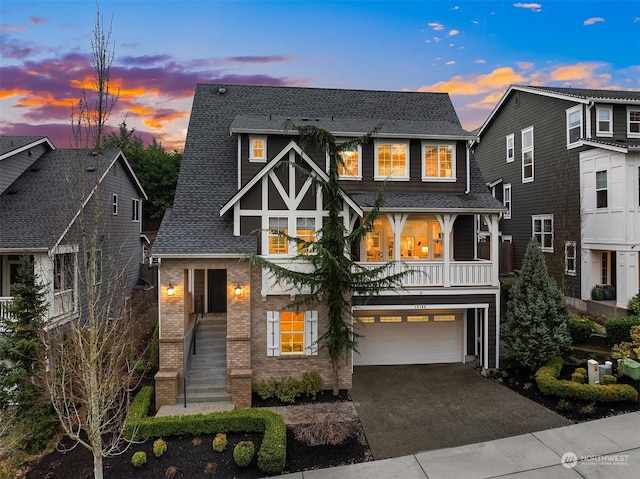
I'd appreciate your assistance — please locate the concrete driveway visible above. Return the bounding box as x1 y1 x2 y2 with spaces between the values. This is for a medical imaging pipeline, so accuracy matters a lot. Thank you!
351 363 572 460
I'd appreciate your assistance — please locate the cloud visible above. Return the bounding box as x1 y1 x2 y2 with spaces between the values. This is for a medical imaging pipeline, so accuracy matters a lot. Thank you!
446 61 455 65
513 3 542 12
516 61 534 70
0 24 27 33
583 17 604 26
475 59 486 64
448 29 459 36
28 17 49 24
0 37 42 59
223 55 296 64
418 66 526 95
428 22 444 31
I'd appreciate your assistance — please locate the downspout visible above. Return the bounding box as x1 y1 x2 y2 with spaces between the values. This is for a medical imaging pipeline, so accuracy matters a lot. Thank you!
465 141 471 194
586 101 594 140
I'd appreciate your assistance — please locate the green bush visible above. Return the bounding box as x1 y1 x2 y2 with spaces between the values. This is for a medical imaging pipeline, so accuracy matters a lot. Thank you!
605 316 640 347
575 367 587 376
233 441 255 468
17 404 58 452
153 438 167 457
131 451 147 467
274 377 302 404
253 380 274 400
571 372 585 383
301 372 323 400
535 357 638 403
212 433 227 452
568 317 597 344
601 374 617 385
124 388 286 475
628 292 640 315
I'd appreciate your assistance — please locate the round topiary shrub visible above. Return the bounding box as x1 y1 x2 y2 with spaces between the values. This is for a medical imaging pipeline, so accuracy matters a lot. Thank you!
131 451 147 467
575 367 587 376
233 441 255 468
153 438 168 457
601 374 617 385
212 433 227 452
571 372 585 384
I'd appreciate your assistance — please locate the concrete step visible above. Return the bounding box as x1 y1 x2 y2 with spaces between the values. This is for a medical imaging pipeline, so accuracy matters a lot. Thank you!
177 391 232 403
189 368 227 378
187 385 227 395
188 376 226 386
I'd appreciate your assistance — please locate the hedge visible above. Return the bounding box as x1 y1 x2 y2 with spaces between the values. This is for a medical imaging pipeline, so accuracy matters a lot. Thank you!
568 316 597 344
124 387 286 475
605 316 640 347
535 357 638 403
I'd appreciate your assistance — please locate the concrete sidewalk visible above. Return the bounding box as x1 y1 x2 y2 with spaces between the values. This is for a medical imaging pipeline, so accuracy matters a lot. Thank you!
272 411 640 479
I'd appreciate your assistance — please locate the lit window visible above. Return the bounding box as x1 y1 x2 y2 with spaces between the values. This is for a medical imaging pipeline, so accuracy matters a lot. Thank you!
422 143 455 180
532 214 553 252
337 146 361 179
375 142 409 180
296 217 316 253
565 241 577 276
280 311 305 354
266 311 318 356
356 316 375 323
628 108 640 137
249 136 267 161
503 184 512 219
434 314 456 322
407 315 429 322
566 106 582 145
522 127 534 182
379 316 402 323
268 217 288 254
506 134 514 163
596 171 608 208
596 107 613 137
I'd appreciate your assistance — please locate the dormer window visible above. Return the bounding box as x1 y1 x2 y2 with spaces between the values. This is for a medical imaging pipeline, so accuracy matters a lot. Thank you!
596 106 613 137
249 136 267 162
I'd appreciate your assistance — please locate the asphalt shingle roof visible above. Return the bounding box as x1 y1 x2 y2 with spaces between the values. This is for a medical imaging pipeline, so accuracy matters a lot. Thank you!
153 84 502 256
0 136 50 157
516 85 640 102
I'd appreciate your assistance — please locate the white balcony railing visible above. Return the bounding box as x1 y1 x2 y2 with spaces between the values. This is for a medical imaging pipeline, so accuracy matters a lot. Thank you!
0 297 15 322
261 259 494 296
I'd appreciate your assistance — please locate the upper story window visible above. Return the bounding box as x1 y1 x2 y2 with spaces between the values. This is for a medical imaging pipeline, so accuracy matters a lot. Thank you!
565 241 577 276
422 142 455 180
521 126 534 183
268 217 288 254
249 136 267 162
375 141 409 180
112 194 118 215
506 134 514 163
628 108 640 138
596 170 608 208
131 198 140 222
566 105 582 146
337 145 362 179
54 253 75 292
596 106 613 137
503 183 512 219
296 217 316 253
532 214 553 253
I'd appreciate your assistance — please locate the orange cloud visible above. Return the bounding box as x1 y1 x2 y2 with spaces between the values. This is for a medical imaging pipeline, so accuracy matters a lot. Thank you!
418 67 526 95
0 88 29 99
143 110 189 130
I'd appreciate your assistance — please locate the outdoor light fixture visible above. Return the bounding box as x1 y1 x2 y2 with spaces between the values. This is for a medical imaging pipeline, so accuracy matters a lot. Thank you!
167 282 175 296
234 282 243 297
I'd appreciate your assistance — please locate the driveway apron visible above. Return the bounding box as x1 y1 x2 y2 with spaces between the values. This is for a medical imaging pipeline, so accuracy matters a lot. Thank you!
351 363 571 460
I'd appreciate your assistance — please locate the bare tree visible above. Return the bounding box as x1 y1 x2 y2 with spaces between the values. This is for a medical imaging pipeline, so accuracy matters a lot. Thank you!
41 7 143 479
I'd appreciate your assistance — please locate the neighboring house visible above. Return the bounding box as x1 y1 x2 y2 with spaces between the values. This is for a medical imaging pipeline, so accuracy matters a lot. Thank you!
473 85 640 317
0 135 148 326
151 84 505 409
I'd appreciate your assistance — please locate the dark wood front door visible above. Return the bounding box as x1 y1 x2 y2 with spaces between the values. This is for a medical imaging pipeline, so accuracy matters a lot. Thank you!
207 269 227 313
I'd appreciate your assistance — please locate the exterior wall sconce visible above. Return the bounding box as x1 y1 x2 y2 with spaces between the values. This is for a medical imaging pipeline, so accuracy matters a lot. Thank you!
167 282 175 296
234 282 243 297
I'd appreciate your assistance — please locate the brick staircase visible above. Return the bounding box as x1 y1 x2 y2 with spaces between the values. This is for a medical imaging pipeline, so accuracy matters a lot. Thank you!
177 315 231 404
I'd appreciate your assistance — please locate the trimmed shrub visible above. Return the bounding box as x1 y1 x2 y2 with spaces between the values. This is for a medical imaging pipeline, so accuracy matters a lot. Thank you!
274 377 302 404
253 380 274 400
571 372 585 384
628 292 640 315
212 433 227 452
575 367 587 376
153 438 167 457
605 316 640 347
301 372 323 400
131 451 147 467
233 441 255 468
568 317 597 344
535 357 638 403
601 374 617 385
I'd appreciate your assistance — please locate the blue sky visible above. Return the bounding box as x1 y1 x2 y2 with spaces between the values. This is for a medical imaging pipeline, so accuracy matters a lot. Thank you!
1 0 639 150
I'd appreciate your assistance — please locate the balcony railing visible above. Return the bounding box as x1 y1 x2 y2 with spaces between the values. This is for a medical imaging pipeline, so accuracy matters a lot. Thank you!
261 258 494 296
0 297 16 322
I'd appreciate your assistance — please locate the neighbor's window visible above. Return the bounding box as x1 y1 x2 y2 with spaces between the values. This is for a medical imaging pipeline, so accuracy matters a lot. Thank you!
112 194 118 215
268 217 288 254
249 136 267 161
296 217 316 253
506 134 514 163
566 106 583 146
596 170 608 208
596 106 613 137
532 214 553 252
503 184 512 219
521 127 534 182
132 198 140 222
565 241 577 276
337 145 362 179
54 253 75 292
422 142 455 180
628 108 640 137
375 141 409 180
266 311 318 356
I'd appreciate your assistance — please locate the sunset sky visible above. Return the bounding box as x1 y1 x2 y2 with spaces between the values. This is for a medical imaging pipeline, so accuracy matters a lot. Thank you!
1 0 639 151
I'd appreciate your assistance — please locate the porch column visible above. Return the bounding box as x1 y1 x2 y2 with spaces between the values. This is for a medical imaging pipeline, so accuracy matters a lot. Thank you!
386 213 409 261
441 214 455 287
484 214 500 287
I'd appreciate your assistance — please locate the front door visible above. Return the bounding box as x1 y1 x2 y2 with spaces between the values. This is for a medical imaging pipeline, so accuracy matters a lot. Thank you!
207 269 227 313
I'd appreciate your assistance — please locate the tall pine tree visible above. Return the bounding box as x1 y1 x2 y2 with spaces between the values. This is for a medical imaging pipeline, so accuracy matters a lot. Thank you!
501 237 571 369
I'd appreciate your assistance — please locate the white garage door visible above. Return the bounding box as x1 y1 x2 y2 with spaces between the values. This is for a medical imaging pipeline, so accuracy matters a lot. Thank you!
353 315 463 366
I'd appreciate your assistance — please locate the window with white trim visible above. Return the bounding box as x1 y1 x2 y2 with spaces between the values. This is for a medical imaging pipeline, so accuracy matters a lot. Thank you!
503 183 512 219
596 106 613 137
521 127 534 182
249 136 267 161
266 311 318 356
596 170 608 208
532 214 553 252
374 141 409 180
131 198 140 222
628 108 640 138
506 134 514 163
337 145 362 179
296 217 316 253
565 241 577 276
566 106 582 146
112 194 118 215
54 253 75 292
422 142 455 180
268 217 288 254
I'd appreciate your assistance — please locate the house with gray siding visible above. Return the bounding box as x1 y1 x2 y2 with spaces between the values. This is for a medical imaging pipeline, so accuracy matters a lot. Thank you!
473 85 640 317
151 84 505 409
0 136 148 326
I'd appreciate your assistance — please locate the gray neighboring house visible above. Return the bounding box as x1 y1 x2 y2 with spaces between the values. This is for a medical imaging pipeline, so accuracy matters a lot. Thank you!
151 84 505 409
473 85 640 318
0 135 148 325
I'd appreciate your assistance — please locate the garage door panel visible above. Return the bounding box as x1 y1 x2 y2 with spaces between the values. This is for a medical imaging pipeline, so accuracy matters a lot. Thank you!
354 320 462 366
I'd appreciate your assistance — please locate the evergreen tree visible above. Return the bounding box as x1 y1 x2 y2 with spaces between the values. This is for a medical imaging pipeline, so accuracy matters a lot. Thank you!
249 123 408 394
501 237 571 370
